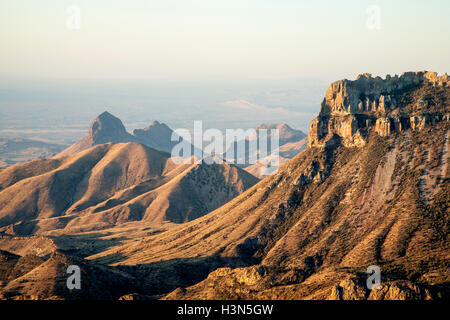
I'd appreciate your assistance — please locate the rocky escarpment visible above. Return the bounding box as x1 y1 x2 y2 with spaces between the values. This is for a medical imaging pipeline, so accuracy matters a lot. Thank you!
309 71 450 147
163 266 449 300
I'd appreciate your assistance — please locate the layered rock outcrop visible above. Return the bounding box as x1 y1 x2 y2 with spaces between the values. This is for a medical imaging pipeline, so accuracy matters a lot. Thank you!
309 71 450 147
328 278 439 300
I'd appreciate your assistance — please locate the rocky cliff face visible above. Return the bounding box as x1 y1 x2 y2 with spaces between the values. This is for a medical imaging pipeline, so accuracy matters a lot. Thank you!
88 111 134 144
309 71 450 147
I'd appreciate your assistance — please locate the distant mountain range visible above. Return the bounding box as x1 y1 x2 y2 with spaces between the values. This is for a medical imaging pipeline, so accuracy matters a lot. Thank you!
3 111 308 179
56 111 192 158
221 122 307 178
0 112 188 168
243 123 307 178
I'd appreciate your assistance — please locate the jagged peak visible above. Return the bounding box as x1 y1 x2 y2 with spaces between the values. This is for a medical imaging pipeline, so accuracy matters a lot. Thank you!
134 120 171 133
256 123 306 141
97 110 115 118
88 111 128 143
90 111 124 129
257 122 295 131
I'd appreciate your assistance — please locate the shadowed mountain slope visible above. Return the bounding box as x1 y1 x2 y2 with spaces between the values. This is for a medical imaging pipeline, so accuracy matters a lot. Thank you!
0 249 139 300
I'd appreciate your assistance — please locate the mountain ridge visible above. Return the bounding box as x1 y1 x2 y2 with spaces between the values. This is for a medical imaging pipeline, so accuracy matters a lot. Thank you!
0 142 258 235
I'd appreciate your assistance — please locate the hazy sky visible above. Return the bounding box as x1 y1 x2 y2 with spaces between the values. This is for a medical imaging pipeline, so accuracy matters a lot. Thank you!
1 1 449 142
1 0 449 81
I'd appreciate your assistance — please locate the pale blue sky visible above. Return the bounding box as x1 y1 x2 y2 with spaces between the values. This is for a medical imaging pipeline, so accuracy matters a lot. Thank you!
1 0 449 81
